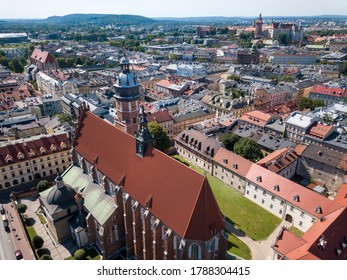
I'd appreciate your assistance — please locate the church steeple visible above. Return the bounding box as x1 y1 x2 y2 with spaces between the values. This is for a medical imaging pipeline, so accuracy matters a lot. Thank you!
113 56 140 135
135 106 153 158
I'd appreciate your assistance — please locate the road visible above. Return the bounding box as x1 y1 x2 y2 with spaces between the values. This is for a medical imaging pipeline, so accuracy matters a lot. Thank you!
0 203 16 260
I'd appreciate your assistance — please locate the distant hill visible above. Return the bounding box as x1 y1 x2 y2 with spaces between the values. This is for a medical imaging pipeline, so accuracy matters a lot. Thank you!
42 13 155 26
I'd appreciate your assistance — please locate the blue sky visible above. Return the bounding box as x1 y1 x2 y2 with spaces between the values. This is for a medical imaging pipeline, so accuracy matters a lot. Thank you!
0 0 346 19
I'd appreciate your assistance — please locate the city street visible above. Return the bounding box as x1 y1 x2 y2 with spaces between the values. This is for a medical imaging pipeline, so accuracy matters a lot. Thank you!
0 203 16 260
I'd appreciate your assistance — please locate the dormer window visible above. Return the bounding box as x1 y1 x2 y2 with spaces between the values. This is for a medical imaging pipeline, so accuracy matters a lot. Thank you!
50 144 57 152
39 146 46 154
17 152 25 160
314 206 322 214
293 195 300 202
273 184 280 191
256 176 262 182
5 154 13 163
232 164 238 169
60 142 67 149
223 159 228 164
28 149 36 157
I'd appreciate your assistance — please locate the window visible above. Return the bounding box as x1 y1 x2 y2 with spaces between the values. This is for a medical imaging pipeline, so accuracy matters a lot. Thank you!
280 200 284 205
263 190 266 195
261 199 265 204
290 206 294 211
11 173 15 178
19 171 23 175
299 221 303 227
10 166 13 170
189 244 201 260
279 209 282 214
2 168 5 172
300 212 305 218
270 204 273 209
255 186 258 191
253 195 257 199
4 175 7 180
246 190 249 195
28 175 32 180
21 178 25 183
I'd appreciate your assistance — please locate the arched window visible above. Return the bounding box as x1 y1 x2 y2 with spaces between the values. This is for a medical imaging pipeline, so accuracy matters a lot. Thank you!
13 180 19 185
5 182 11 188
189 243 201 260
210 237 219 260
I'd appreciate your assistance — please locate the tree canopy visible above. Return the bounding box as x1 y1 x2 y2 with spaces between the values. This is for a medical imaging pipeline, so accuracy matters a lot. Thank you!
16 203 27 214
37 180 50 193
298 97 324 111
233 138 263 162
32 235 44 249
220 133 240 151
148 122 171 152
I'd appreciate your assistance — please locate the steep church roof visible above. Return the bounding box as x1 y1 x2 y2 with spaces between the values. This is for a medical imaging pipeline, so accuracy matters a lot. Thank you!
73 110 224 241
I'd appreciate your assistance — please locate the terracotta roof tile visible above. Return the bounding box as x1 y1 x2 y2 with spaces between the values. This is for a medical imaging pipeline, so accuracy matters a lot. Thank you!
74 111 224 241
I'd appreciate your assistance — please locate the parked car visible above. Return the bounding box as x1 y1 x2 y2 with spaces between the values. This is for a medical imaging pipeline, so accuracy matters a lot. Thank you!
2 217 10 233
15 250 23 260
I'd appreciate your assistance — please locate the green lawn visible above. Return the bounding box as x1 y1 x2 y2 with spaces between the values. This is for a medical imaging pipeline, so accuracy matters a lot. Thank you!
288 226 304 237
172 155 281 241
227 234 252 260
27 226 37 241
37 213 47 224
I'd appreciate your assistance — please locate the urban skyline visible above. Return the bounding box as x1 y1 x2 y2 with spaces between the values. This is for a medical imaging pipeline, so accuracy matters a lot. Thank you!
0 0 346 19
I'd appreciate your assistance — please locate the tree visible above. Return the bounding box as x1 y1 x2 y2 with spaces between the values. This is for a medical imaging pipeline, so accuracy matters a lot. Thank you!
57 113 73 124
9 58 24 73
148 122 171 152
37 180 50 193
16 203 27 214
32 235 44 249
298 97 324 111
233 138 263 162
74 249 86 260
277 33 288 45
322 113 333 125
220 133 240 151
40 254 52 260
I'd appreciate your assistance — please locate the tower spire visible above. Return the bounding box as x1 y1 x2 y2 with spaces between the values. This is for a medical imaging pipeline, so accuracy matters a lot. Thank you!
135 106 153 158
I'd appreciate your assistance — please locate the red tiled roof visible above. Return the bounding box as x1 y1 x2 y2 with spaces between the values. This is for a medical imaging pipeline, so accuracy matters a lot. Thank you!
306 122 333 140
30 48 56 64
74 111 224 241
214 147 253 178
0 134 70 167
240 110 272 127
257 147 298 173
310 84 347 98
246 164 343 219
147 110 173 124
272 228 307 256
286 207 347 260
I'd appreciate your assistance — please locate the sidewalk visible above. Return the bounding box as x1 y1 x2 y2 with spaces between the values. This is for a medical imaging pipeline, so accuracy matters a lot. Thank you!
18 196 78 260
226 220 290 260
5 202 35 260
4 195 78 260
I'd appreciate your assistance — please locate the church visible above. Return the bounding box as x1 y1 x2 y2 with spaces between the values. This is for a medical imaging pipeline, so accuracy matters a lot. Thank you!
39 58 227 260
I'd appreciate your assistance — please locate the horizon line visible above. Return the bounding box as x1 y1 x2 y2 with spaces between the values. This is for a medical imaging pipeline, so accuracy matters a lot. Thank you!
0 13 347 20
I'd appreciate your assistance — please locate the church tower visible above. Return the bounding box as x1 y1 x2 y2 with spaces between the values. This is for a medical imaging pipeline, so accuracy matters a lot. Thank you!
114 57 140 135
255 13 263 38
